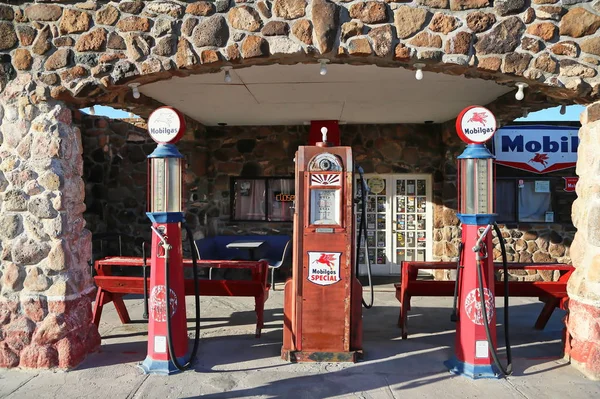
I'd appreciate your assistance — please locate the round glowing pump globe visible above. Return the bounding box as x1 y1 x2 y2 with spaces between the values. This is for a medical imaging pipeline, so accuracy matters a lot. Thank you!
147 144 184 214
457 145 495 215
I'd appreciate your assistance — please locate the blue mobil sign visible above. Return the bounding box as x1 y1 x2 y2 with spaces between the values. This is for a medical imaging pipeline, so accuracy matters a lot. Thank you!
492 125 579 174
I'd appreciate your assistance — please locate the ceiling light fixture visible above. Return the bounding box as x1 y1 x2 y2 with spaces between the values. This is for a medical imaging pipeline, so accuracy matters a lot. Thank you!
129 83 141 99
318 59 329 76
515 82 528 101
222 66 232 83
560 104 567 115
414 63 425 81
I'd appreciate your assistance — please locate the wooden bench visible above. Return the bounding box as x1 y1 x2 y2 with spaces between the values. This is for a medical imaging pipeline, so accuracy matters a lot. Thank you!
92 256 270 337
395 261 574 339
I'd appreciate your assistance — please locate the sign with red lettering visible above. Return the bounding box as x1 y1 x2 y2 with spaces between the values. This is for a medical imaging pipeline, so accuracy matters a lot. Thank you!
564 177 578 192
456 106 497 144
493 125 579 174
307 252 341 286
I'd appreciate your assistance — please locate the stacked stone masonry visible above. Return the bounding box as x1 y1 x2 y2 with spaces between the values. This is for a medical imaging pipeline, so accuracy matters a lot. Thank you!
79 115 574 284
0 0 598 381
0 76 100 369
0 0 600 111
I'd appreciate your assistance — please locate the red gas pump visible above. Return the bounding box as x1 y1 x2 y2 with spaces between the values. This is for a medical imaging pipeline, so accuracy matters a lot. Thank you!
140 107 200 375
281 128 365 362
445 106 512 379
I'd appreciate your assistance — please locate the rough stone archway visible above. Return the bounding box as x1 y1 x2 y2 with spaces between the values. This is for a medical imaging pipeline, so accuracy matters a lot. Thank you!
0 0 600 378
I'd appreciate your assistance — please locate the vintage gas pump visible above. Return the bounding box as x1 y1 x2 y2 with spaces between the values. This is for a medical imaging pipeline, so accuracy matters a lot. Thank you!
445 106 512 379
140 107 200 375
281 127 364 362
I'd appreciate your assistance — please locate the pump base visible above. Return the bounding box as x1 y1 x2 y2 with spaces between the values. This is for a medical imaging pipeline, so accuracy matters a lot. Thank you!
281 349 363 363
444 356 499 379
139 356 188 375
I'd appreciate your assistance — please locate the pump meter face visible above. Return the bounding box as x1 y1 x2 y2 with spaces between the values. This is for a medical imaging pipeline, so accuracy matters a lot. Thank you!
152 158 167 213
150 157 183 213
476 159 490 214
459 157 494 215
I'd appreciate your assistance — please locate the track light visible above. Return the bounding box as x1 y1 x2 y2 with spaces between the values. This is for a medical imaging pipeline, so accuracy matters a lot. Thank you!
414 63 425 81
89 105 95 115
129 83 140 99
515 82 527 101
560 104 567 115
318 59 329 76
222 66 232 83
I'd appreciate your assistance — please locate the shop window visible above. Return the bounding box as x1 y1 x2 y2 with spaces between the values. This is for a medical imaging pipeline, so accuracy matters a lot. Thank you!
495 179 554 223
230 177 294 222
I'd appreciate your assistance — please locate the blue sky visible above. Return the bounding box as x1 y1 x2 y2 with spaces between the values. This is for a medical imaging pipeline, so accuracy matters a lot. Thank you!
514 104 584 122
80 104 586 123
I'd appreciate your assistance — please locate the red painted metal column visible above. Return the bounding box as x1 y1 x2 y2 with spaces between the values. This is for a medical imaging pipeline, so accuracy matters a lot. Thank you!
445 106 501 378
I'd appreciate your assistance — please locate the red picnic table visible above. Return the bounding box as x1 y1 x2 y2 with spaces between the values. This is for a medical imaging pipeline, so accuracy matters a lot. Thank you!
92 256 270 337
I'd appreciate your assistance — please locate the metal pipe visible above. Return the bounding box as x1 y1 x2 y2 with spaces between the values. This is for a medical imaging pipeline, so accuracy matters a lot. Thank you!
472 224 492 252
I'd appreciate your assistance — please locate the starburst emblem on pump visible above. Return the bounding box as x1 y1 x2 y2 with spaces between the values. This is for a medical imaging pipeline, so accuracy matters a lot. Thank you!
311 174 340 186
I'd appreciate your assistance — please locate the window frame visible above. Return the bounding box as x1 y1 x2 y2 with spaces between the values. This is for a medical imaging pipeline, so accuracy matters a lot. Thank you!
495 177 559 223
229 176 295 222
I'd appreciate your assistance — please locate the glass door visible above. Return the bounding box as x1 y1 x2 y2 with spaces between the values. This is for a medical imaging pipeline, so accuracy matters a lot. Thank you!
392 176 432 274
356 176 390 275
355 174 432 276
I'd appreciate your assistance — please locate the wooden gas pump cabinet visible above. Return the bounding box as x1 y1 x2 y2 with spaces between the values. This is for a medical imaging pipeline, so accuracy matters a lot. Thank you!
395 261 574 339
92 257 270 337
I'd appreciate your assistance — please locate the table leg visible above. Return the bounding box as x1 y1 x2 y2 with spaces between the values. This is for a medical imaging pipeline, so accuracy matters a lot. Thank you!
92 288 107 327
112 294 131 324
534 297 560 330
255 291 265 338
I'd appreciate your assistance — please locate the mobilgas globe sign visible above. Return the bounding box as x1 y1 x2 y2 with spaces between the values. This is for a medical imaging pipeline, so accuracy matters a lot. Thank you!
456 106 497 144
492 125 579 174
147 106 186 144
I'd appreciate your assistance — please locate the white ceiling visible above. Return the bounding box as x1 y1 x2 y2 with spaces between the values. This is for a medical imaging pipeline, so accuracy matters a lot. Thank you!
139 64 513 126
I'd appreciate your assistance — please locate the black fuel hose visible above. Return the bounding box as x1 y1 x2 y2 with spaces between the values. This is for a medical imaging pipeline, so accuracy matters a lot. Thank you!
450 242 463 323
164 222 201 371
355 164 373 309
475 223 513 377
142 242 149 320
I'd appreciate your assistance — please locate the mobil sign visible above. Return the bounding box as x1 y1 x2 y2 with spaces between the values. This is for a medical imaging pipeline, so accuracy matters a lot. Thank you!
492 125 579 174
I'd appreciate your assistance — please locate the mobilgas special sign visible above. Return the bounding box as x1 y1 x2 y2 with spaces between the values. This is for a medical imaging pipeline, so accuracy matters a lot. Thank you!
307 251 341 286
492 125 579 174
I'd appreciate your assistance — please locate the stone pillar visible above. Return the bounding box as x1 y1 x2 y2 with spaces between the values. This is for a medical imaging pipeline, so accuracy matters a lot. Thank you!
0 75 100 368
565 102 600 380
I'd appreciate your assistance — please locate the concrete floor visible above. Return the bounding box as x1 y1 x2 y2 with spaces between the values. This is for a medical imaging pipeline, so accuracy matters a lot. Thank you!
1 285 599 399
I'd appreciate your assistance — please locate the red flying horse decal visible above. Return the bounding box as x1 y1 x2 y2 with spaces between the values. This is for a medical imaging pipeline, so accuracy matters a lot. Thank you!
467 112 488 126
528 153 549 167
312 253 337 270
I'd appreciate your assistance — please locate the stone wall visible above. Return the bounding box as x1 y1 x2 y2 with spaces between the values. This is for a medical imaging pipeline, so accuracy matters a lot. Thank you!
0 0 599 116
0 76 99 369
80 115 447 255
565 102 600 379
80 115 574 281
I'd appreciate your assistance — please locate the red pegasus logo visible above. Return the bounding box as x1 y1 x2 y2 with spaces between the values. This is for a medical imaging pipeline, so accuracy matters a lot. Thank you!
467 112 488 126
312 253 336 270
528 153 549 167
